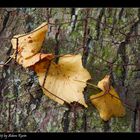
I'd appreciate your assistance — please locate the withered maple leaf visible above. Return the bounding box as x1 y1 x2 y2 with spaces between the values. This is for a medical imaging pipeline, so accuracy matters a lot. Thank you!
11 22 48 59
90 75 125 121
35 54 91 107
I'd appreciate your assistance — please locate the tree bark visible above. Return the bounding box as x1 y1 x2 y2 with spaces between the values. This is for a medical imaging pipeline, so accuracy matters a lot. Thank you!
0 8 140 132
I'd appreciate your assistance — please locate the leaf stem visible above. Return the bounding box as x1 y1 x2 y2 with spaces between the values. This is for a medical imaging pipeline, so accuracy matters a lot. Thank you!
73 79 100 90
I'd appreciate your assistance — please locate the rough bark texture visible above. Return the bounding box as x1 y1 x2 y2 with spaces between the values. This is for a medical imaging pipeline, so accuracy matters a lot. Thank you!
0 8 140 132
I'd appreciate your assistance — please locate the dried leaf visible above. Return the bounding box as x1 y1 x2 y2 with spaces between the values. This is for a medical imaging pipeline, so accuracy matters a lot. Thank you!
32 54 54 73
11 53 54 68
90 75 125 121
11 22 48 59
35 54 91 107
97 75 110 91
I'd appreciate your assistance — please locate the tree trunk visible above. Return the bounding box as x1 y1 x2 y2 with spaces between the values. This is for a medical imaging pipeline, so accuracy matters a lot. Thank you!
0 8 140 132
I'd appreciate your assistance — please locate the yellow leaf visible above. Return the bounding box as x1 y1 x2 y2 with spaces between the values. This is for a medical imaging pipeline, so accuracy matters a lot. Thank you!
35 54 91 107
90 75 125 121
11 53 54 68
11 22 48 59
97 75 110 91
32 54 54 73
